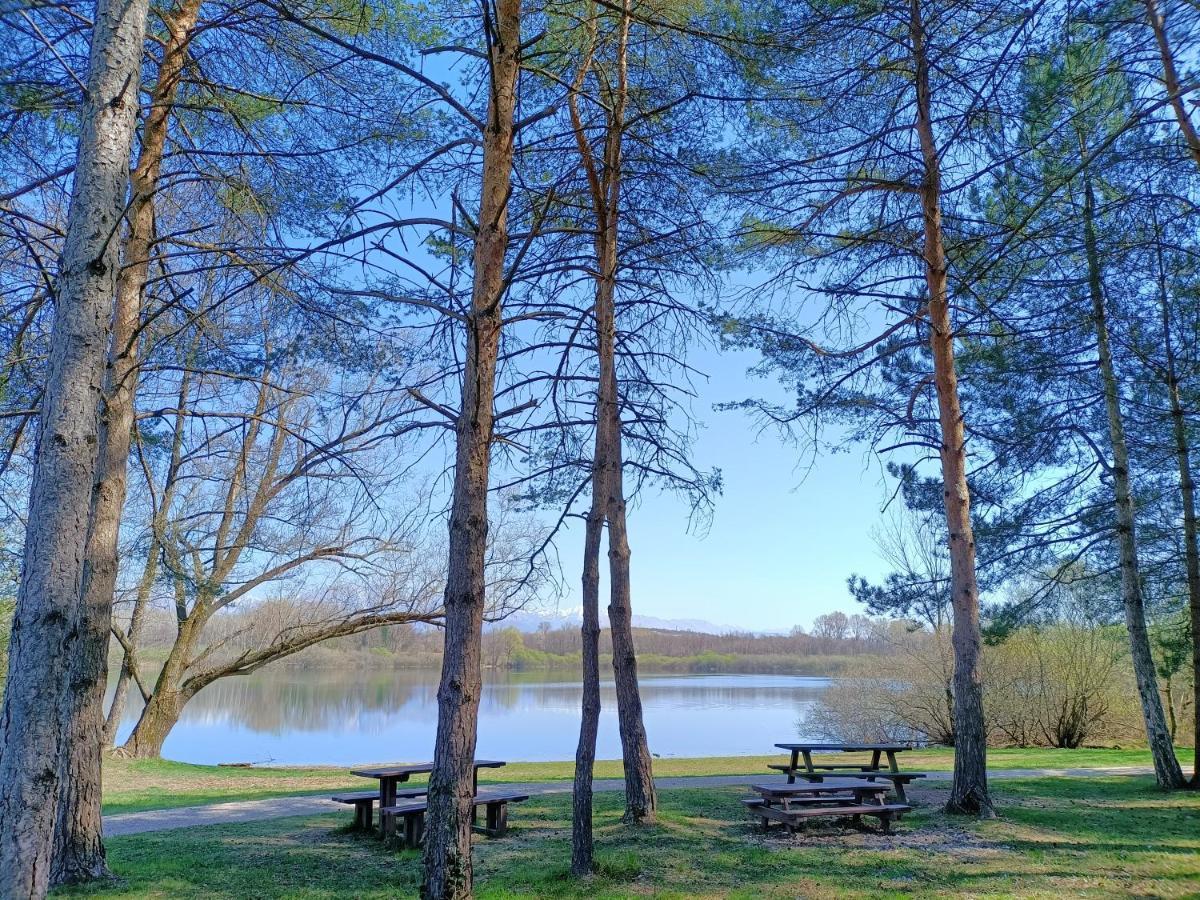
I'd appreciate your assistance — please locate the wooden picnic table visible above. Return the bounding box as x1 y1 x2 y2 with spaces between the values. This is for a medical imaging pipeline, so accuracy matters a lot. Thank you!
351 760 506 833
773 742 917 802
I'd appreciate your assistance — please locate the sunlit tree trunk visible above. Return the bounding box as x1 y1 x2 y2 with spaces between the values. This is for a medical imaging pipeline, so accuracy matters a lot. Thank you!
1143 2 1200 783
604 403 656 822
0 0 151 893
1081 175 1184 789
599 0 655 827
52 1 204 882
1144 0 1200 169
910 0 992 817
572 497 604 873
568 0 654 831
421 4 521 897
1151 234 1200 784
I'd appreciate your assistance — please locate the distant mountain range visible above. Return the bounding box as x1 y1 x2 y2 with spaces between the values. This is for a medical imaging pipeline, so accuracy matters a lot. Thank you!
490 608 741 636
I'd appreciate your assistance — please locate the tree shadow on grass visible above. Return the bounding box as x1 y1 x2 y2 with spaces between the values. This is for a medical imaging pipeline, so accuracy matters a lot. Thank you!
54 781 1200 899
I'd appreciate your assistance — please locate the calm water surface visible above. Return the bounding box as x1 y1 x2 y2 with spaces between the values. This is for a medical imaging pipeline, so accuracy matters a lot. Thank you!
111 670 832 766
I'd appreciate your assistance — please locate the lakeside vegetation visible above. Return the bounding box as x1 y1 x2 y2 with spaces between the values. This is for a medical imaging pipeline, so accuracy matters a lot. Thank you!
70 777 1200 898
127 610 887 677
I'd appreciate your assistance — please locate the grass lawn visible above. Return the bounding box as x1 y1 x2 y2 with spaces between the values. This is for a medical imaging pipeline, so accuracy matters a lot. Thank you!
66 776 1200 898
101 747 1195 815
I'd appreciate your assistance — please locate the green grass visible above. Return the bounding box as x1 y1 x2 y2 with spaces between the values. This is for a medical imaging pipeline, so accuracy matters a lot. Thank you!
65 777 1200 898
102 748 1195 815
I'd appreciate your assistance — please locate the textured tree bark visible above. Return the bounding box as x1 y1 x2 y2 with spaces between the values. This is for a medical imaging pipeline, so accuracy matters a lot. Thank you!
571 500 603 874
118 689 192 760
52 2 204 883
1152 237 1200 784
604 421 656 823
569 19 603 874
1144 0 1200 170
120 608 209 759
1082 177 1185 789
910 0 992 817
421 4 521 897
0 0 151 894
570 0 655 826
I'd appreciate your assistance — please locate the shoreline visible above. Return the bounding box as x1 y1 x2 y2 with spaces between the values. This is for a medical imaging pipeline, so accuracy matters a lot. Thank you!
102 747 1196 817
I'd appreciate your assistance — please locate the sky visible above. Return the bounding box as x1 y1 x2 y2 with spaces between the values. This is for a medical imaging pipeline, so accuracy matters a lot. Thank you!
541 341 897 634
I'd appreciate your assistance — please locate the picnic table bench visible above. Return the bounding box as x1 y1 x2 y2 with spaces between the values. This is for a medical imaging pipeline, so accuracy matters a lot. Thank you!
743 797 910 834
382 790 531 849
331 789 425 830
773 742 923 802
743 779 910 834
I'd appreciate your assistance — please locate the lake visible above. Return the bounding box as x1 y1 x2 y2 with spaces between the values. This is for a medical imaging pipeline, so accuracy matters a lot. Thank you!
110 670 833 766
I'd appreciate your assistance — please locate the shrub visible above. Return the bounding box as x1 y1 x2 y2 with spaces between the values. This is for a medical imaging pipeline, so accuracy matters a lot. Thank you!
804 624 1147 748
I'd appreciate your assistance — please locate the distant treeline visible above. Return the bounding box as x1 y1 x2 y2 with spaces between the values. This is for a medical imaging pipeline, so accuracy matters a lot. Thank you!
125 608 901 675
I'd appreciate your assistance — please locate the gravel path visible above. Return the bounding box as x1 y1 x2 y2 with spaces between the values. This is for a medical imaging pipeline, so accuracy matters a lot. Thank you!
103 765 1155 837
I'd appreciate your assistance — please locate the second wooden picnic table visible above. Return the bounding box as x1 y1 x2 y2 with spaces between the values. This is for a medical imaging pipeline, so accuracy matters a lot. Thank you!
350 759 506 830
773 742 919 802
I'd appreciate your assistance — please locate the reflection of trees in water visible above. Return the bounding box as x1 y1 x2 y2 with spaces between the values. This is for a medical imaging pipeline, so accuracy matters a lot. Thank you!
527 680 830 711
121 672 431 734
117 671 835 735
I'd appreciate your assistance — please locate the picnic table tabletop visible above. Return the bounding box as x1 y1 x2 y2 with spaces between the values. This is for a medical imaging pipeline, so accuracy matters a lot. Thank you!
350 759 506 779
774 743 912 752
750 780 891 797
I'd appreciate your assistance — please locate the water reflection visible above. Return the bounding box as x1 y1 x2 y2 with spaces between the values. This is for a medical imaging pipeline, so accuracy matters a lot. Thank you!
111 670 832 765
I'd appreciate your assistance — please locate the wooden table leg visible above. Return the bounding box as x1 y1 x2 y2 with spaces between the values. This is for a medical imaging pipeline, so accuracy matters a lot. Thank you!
788 749 799 784
471 767 480 826
884 752 906 803
403 811 424 849
870 749 881 771
378 776 403 838
801 750 822 782
485 801 508 837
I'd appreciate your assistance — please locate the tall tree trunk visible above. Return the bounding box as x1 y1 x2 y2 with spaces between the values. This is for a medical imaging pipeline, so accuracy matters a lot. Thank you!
910 0 992 817
599 0 654 826
1153 234 1200 784
51 1 203 882
0 1 150 894
604 418 656 822
1082 176 1185 789
421 4 521 898
569 17 603 874
1142 17 1200 768
571 498 603 874
1144 0 1200 169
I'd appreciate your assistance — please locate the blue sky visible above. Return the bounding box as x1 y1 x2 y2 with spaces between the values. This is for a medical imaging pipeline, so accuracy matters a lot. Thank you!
545 341 896 634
